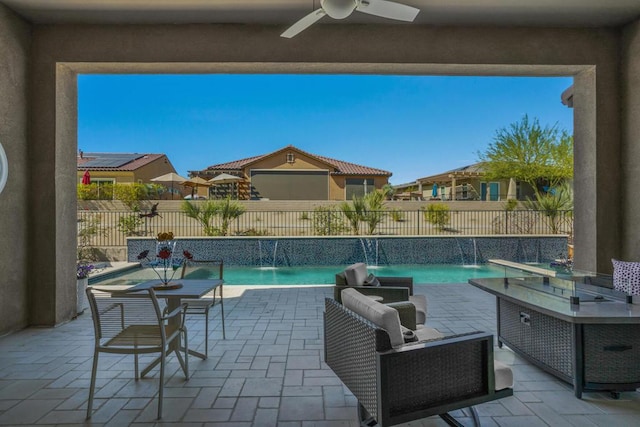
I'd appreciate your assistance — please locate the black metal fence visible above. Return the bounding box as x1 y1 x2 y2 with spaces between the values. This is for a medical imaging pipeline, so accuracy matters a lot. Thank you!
78 209 574 247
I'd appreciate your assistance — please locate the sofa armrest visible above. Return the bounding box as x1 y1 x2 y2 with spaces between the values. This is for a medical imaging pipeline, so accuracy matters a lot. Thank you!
377 276 414 295
376 331 512 427
334 285 410 304
386 301 417 330
335 272 347 286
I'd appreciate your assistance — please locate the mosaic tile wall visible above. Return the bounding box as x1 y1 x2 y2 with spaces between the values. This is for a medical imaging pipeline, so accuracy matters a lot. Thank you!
127 236 568 267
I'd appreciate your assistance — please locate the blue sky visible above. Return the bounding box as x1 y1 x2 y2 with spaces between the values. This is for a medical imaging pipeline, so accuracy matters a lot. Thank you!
78 74 573 185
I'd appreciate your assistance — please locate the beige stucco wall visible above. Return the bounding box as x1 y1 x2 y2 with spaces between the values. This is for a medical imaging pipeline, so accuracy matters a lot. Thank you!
621 20 640 261
0 5 31 335
0 19 636 335
132 156 176 183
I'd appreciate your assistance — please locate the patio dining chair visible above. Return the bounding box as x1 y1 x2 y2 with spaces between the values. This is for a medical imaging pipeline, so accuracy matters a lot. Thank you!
85 287 189 420
180 259 226 357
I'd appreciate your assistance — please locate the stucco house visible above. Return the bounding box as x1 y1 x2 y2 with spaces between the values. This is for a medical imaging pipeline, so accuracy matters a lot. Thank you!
77 152 177 185
398 163 537 202
191 145 392 201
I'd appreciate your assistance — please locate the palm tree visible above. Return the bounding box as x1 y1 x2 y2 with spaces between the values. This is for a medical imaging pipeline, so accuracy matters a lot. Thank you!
362 190 387 234
524 181 573 234
216 197 245 236
340 196 366 235
182 200 219 236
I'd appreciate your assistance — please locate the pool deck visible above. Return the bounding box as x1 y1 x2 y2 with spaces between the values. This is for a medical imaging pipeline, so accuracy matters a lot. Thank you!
1 283 639 426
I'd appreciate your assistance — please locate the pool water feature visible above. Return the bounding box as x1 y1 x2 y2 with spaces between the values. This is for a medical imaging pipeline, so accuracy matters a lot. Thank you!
127 236 567 267
91 263 530 287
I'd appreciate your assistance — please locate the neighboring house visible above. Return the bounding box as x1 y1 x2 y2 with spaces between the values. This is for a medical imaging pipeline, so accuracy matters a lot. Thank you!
190 145 392 201
77 152 177 186
395 163 535 201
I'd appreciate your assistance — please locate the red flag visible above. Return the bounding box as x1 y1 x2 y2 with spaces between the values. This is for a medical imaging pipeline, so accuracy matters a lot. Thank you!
82 169 91 185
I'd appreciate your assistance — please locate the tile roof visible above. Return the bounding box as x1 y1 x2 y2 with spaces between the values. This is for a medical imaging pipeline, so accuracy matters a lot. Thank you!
198 145 391 176
416 162 486 183
77 153 165 171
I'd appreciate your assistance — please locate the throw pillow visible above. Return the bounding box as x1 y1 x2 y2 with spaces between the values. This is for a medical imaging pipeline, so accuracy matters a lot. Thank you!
612 258 640 295
363 273 381 287
344 263 368 286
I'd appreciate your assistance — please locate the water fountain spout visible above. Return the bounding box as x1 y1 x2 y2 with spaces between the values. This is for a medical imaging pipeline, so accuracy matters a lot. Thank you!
258 239 279 269
359 238 379 267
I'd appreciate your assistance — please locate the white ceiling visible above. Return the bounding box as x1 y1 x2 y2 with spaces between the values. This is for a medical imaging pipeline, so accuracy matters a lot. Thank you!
1 0 639 27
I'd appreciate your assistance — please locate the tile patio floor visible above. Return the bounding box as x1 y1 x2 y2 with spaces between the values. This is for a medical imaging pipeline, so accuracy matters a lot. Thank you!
1 283 639 426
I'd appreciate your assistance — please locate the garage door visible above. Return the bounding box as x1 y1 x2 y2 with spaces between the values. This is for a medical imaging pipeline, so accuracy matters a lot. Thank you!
250 170 328 200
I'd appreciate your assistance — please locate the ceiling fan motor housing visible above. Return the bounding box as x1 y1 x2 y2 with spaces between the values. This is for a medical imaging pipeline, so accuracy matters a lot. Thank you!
321 0 358 19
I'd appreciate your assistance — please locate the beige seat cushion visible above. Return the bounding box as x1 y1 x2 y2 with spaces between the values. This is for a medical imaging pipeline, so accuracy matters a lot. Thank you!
344 263 368 286
494 360 514 391
341 288 404 347
411 324 443 341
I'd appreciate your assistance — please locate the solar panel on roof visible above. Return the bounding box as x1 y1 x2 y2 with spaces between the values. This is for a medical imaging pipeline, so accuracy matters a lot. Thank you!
82 153 142 168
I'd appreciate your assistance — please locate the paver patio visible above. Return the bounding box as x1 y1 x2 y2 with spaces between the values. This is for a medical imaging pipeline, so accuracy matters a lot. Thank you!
1 283 639 426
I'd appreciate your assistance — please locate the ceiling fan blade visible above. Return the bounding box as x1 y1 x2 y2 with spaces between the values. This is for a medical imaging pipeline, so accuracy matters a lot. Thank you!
356 0 420 22
281 8 327 38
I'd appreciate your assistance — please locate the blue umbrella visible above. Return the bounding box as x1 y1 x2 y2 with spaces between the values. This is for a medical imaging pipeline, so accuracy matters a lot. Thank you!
432 183 438 198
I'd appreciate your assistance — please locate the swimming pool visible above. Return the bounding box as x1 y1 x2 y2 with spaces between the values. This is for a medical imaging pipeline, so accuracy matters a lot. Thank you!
91 263 529 286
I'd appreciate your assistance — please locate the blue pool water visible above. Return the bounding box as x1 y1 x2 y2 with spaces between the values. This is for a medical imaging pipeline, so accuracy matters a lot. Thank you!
92 263 527 286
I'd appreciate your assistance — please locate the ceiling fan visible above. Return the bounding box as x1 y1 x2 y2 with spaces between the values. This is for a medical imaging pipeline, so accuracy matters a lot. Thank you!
281 0 420 38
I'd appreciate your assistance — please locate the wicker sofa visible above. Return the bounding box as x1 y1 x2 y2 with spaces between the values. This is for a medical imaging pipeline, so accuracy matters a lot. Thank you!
324 289 513 427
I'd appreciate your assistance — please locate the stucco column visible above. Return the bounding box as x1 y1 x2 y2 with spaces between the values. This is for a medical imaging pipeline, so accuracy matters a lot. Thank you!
451 176 457 201
621 19 640 261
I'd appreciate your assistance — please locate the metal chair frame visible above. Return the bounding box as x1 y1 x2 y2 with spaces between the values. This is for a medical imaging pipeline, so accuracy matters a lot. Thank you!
85 287 189 419
180 259 226 357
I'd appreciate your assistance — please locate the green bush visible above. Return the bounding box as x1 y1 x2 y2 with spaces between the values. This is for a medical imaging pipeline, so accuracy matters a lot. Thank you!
77 183 114 200
390 208 405 222
423 203 450 230
117 213 143 236
77 213 107 262
182 197 245 236
504 198 519 211
312 206 347 236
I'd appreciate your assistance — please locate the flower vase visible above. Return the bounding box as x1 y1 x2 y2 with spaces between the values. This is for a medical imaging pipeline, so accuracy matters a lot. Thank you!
156 240 177 286
76 277 89 314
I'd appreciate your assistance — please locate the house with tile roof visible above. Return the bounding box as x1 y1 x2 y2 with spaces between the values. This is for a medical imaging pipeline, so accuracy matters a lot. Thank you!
190 145 392 201
394 162 536 201
77 152 177 186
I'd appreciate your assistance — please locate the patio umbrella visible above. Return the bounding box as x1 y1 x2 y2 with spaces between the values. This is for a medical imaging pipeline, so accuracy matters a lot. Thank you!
151 172 188 200
507 178 517 200
208 173 243 199
81 169 91 185
432 183 438 198
207 173 242 185
182 176 212 199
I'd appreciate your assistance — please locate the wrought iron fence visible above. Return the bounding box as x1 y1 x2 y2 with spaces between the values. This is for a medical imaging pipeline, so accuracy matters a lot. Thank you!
77 209 574 247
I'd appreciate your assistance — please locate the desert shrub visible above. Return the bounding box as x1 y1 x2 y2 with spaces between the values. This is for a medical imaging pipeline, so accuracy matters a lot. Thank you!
182 197 245 236
117 213 144 236
390 208 405 222
504 198 519 211
312 206 347 236
423 203 450 230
